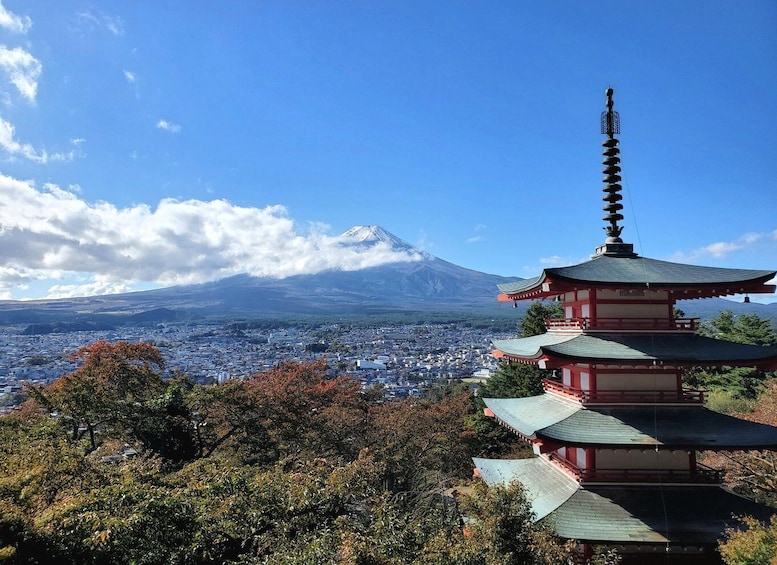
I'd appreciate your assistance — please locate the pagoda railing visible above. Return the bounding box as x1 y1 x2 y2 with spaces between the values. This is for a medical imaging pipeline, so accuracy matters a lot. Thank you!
543 379 705 404
546 317 699 332
549 454 722 484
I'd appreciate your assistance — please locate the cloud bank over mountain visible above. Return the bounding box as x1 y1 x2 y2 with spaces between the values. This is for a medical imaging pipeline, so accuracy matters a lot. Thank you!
0 175 422 299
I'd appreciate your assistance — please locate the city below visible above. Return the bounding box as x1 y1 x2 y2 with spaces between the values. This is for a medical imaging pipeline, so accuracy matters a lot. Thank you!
0 320 512 412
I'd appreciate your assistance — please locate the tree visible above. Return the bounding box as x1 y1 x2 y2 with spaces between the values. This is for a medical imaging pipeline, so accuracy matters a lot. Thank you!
420 480 575 564
367 390 477 506
688 312 777 401
1 343 572 564
479 362 546 399
28 341 165 452
719 515 777 565
700 311 777 346
188 358 369 464
520 301 563 338
705 381 777 507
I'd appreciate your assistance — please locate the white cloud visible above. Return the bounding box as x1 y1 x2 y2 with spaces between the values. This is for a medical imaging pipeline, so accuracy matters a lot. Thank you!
0 1 31 33
156 119 181 133
103 15 124 36
0 174 422 298
704 241 743 258
73 10 123 36
0 116 78 162
466 224 486 243
540 255 566 265
0 45 41 102
123 70 136 83
670 231 774 262
46 276 133 299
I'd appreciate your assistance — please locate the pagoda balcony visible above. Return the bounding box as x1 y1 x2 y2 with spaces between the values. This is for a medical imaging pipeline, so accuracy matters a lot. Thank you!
543 379 705 404
548 454 722 484
546 317 699 332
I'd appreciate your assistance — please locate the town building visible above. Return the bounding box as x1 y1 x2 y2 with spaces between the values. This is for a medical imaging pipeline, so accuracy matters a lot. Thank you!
473 88 777 563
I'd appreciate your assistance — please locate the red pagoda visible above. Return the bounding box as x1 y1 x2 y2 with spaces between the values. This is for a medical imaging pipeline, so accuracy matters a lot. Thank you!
474 88 777 563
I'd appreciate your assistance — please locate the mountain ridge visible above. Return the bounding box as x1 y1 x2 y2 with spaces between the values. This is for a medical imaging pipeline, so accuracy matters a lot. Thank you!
0 226 523 321
1 225 775 325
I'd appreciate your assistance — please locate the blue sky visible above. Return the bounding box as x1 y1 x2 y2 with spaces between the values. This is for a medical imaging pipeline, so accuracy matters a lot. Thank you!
0 1 775 302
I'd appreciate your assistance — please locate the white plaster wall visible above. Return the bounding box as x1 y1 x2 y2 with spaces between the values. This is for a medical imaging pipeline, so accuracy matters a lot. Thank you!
595 303 671 319
596 449 689 470
597 373 677 391
596 289 668 301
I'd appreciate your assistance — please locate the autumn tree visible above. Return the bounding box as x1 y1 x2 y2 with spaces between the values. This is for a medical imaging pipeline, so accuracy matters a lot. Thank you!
367 389 477 508
28 341 166 452
1 342 571 564
719 515 777 565
189 358 369 464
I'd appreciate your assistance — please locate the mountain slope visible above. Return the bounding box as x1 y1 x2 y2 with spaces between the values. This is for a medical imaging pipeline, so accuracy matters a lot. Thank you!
0 226 523 320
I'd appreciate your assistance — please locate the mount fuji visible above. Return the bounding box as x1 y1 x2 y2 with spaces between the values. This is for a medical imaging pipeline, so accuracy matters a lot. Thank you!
0 226 524 322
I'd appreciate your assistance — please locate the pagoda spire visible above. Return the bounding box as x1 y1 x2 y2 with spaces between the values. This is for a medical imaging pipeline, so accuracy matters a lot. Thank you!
595 87 636 257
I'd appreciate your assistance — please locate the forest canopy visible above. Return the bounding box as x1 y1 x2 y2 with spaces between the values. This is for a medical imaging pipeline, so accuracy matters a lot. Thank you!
0 340 567 564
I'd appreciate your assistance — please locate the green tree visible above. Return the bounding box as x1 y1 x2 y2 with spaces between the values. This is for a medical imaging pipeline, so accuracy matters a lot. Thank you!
479 362 546 399
688 312 777 400
520 301 563 338
700 311 777 346
420 480 574 565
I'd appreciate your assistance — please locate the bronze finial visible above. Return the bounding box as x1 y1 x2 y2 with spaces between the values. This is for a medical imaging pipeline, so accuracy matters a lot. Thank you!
601 87 624 242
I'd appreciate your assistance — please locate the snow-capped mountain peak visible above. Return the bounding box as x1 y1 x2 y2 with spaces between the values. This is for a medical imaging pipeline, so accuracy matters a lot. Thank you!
340 225 420 254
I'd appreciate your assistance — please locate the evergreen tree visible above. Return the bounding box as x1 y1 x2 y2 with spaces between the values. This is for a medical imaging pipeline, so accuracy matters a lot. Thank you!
700 310 777 346
520 301 563 337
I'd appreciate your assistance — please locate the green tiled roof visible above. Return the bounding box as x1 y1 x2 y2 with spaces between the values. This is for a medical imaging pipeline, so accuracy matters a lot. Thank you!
544 406 777 448
484 394 777 448
472 457 578 520
483 396 580 437
551 486 773 543
473 456 774 543
491 333 575 359
498 275 543 295
498 255 775 294
493 333 777 366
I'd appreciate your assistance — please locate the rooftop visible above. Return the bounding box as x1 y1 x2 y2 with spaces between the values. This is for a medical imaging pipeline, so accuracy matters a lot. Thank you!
492 333 777 369
484 394 777 448
474 456 774 544
497 255 776 301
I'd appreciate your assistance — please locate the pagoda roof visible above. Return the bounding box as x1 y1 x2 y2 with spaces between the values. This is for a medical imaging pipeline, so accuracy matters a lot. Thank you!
484 395 777 448
555 486 771 544
473 456 774 543
472 457 578 520
492 333 777 369
497 254 776 300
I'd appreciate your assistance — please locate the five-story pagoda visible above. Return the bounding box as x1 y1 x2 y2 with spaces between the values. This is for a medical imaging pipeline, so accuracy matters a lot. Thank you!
473 88 777 564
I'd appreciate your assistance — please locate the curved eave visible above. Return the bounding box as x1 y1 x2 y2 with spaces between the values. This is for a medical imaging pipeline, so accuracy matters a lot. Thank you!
497 257 776 302
550 486 774 544
494 334 777 371
499 281 776 302
485 394 777 449
473 457 579 520
538 405 777 449
483 395 581 439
